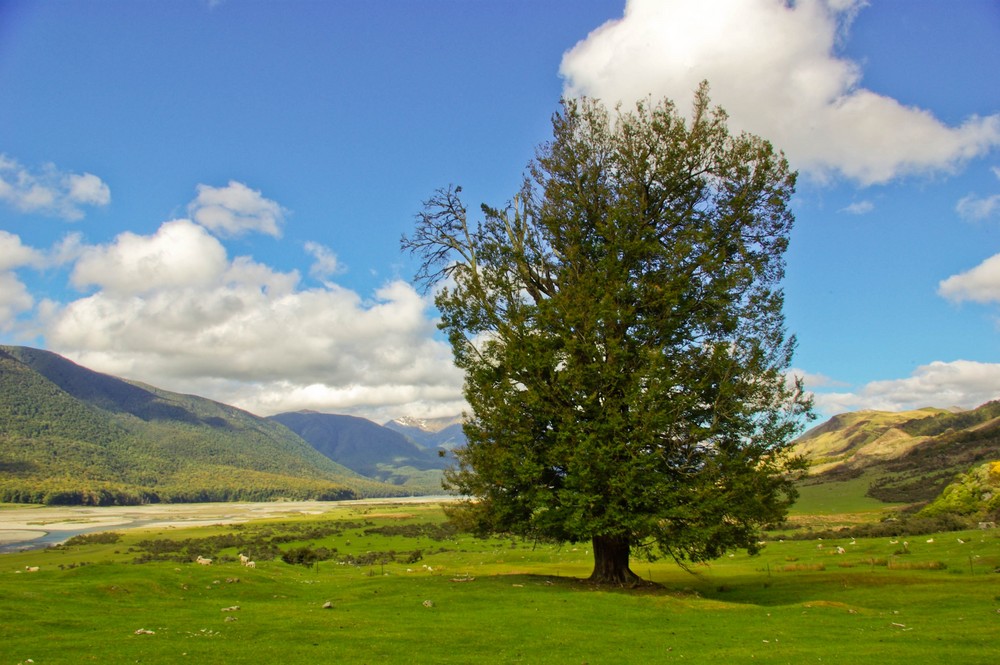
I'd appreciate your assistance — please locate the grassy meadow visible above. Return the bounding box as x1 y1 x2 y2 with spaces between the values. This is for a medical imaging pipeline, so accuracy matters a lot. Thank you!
2 501 999 664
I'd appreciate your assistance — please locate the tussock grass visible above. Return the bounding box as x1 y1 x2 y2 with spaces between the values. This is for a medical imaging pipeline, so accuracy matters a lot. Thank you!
887 559 947 570
780 562 825 572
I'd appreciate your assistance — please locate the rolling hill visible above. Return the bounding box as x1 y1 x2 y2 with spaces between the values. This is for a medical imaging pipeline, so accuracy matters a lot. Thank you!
793 401 1000 506
0 346 404 505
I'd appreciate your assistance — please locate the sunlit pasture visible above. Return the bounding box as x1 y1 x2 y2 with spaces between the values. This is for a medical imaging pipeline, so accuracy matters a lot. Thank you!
1 501 998 664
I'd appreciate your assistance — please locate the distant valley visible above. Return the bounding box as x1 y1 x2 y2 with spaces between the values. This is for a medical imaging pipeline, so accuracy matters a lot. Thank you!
2 344 998 518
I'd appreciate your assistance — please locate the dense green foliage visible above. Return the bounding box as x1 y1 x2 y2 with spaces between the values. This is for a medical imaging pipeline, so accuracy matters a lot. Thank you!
0 346 408 503
920 460 1000 519
404 85 810 583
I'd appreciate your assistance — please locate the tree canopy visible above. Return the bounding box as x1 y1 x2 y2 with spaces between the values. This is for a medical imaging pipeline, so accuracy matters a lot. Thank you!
403 84 812 585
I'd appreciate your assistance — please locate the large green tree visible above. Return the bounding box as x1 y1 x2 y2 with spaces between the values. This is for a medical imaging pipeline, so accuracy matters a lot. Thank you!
403 84 811 585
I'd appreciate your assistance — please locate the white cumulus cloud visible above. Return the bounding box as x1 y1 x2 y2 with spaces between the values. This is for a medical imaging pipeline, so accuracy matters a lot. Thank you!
188 181 286 238
0 272 35 332
0 230 45 272
44 221 464 420
0 231 46 332
0 154 110 220
938 253 1000 304
812 360 1000 416
70 219 229 296
559 0 1000 185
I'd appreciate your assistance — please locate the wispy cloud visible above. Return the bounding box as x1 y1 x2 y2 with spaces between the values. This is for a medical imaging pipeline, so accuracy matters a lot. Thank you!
560 0 1000 185
305 241 342 280
938 253 1000 304
956 168 1000 221
188 181 286 238
0 154 110 220
956 193 1000 221
841 200 874 215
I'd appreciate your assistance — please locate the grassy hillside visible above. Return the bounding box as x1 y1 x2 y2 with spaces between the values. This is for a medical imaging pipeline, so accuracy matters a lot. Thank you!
793 402 1000 509
0 346 405 504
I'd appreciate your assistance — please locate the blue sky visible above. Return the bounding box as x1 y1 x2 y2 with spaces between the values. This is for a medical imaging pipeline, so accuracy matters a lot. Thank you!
1 0 998 424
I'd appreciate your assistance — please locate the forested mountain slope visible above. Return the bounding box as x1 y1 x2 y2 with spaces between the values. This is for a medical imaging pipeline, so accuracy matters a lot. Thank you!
270 411 452 493
0 346 401 504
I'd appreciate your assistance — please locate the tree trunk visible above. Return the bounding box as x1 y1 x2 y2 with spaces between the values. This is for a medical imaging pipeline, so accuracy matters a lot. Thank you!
587 535 642 586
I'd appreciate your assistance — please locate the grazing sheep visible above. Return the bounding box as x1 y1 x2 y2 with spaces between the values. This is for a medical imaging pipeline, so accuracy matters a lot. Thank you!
244 561 255 569
24 566 39 572
926 538 934 543
836 547 846 554
196 556 212 565
239 553 250 565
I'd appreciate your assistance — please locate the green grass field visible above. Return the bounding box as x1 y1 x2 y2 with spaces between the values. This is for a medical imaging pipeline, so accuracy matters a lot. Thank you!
2 503 999 664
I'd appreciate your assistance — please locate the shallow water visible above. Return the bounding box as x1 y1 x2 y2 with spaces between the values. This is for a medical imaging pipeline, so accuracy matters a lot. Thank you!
0 496 453 553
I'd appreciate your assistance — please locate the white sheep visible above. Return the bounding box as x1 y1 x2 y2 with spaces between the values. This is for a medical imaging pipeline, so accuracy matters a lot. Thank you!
239 553 250 565
196 556 212 565
245 561 255 569
836 546 846 554
24 566 39 572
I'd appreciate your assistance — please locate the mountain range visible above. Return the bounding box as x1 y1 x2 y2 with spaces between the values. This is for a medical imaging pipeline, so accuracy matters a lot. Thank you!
269 411 456 488
2 345 998 516
0 346 441 504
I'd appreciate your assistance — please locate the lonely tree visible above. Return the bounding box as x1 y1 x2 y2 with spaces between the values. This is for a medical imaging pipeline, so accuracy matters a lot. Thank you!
403 84 811 585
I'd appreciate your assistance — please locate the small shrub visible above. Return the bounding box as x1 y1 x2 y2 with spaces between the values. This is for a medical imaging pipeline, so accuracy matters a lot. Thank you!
281 546 335 566
62 532 122 546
